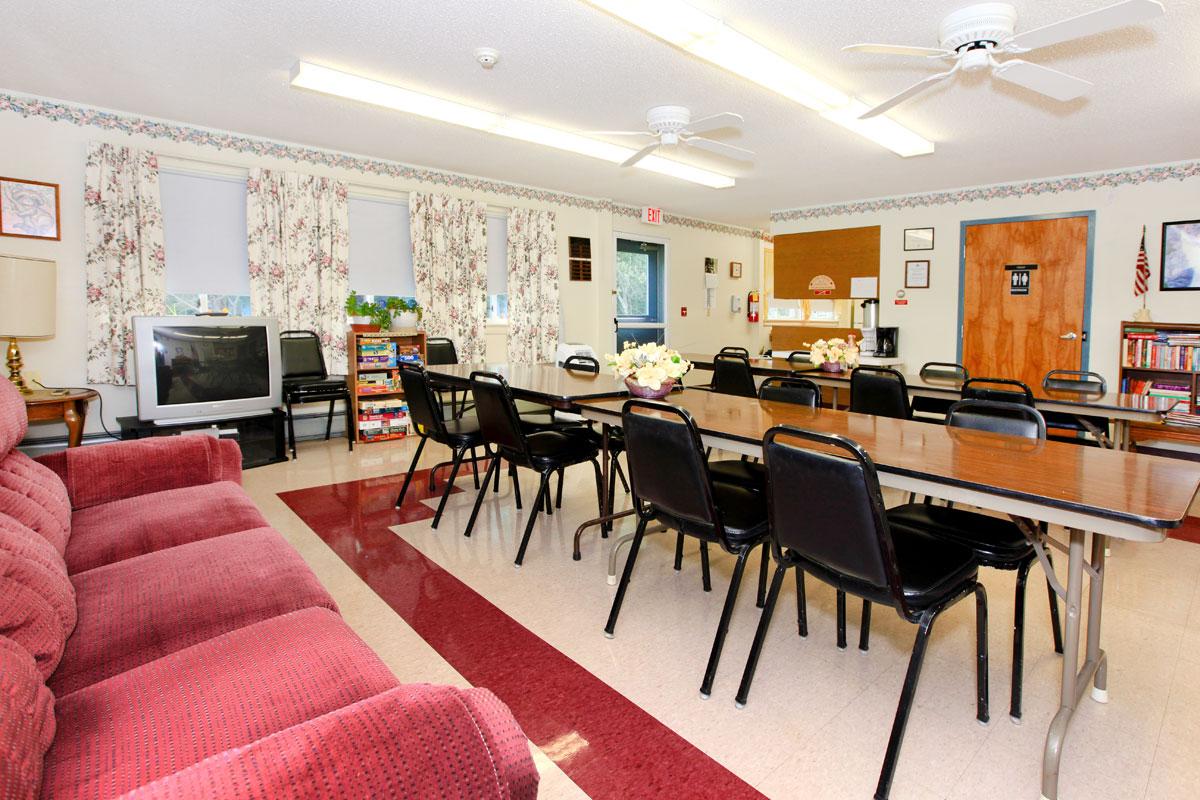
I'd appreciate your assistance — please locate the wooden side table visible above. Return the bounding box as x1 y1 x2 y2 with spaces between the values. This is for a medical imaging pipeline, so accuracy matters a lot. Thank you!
23 388 99 447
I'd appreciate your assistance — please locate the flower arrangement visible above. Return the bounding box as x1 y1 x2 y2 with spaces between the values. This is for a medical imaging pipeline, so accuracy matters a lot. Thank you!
605 342 691 399
808 338 860 372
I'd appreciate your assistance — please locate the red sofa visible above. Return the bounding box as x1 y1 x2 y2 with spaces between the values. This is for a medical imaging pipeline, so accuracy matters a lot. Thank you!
0 379 538 799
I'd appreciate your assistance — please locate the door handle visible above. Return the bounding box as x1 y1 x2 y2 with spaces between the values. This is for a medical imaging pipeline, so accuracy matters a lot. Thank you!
1059 331 1078 340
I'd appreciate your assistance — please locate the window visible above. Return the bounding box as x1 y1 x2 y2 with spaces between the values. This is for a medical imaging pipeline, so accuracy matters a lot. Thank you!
486 213 508 322
765 297 853 324
348 196 416 296
615 237 666 346
160 170 250 315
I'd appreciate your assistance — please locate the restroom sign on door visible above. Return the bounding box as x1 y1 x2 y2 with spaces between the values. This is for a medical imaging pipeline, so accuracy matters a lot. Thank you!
1006 264 1037 296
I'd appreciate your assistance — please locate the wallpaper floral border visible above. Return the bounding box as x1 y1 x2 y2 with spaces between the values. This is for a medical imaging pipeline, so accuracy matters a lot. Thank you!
0 91 771 241
771 160 1200 222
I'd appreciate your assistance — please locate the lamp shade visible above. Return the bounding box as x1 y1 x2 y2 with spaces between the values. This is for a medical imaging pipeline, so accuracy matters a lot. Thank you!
0 254 56 337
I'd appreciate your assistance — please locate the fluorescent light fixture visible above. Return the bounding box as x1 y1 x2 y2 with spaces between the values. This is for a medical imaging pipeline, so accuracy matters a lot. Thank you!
290 62 735 188
581 0 934 157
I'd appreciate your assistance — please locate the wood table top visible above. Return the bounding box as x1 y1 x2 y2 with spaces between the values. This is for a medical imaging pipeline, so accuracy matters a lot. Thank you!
579 390 1200 531
424 363 629 408
20 388 98 406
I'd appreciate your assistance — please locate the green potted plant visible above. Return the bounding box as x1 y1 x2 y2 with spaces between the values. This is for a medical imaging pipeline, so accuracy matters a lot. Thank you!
385 297 423 330
345 291 381 332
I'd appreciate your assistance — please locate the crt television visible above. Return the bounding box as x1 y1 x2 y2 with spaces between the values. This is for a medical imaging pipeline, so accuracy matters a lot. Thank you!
132 315 282 424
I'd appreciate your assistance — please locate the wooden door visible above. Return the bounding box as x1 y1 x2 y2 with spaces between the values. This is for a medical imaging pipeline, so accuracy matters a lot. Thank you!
962 216 1090 391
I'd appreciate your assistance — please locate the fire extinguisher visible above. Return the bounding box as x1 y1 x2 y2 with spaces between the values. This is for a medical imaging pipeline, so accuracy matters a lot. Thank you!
747 290 760 323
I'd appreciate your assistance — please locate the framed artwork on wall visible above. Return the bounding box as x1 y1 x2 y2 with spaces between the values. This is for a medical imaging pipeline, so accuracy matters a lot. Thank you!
1160 219 1200 290
729 260 743 278
904 259 930 289
903 227 934 251
0 177 61 241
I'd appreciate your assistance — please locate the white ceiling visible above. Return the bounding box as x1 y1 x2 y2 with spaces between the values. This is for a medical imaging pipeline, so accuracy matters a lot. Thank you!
4 0 1198 228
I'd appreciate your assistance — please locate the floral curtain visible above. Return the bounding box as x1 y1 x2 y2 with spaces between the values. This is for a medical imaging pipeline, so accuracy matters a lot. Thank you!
246 168 350 370
506 209 560 364
83 142 166 385
410 193 488 363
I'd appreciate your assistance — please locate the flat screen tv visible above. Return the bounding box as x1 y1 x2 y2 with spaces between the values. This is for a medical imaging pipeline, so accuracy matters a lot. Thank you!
132 315 281 424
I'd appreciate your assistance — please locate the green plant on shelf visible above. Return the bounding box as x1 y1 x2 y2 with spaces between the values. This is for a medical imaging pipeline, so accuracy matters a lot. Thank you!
345 291 423 330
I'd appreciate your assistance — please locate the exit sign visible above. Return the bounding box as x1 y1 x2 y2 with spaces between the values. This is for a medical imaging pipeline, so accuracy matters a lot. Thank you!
642 206 663 225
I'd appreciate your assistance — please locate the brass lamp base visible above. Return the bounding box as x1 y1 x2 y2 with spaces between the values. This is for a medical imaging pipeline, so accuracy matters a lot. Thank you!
6 337 32 394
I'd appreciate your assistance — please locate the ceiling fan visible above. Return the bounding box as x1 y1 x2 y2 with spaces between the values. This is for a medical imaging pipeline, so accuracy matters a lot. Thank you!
844 0 1165 119
588 106 754 167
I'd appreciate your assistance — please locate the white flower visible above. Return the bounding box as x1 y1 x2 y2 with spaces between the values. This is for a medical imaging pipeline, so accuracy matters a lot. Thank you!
607 341 692 389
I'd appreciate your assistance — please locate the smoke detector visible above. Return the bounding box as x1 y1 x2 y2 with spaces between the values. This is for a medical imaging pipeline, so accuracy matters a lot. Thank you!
474 47 500 70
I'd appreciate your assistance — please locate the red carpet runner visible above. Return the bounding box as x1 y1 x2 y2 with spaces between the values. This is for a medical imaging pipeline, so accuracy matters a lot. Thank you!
279 470 764 800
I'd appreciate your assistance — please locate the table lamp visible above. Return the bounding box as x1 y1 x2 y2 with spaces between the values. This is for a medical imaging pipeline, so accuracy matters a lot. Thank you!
0 254 57 394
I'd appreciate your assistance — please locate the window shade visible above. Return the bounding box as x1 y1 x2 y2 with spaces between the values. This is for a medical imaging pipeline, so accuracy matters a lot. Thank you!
348 196 416 296
160 170 249 294
487 213 508 295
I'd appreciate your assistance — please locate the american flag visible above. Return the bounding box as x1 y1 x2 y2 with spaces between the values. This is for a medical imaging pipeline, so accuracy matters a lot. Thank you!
1134 225 1151 297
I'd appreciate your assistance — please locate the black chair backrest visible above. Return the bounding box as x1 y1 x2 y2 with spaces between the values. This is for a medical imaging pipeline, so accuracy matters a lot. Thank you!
764 426 904 609
425 337 459 366
469 371 530 458
759 376 820 408
946 399 1047 441
280 330 327 381
786 350 811 364
961 377 1034 406
919 361 969 382
711 353 757 398
397 364 446 438
719 346 750 357
621 400 722 535
563 355 600 374
1043 369 1106 394
849 366 911 419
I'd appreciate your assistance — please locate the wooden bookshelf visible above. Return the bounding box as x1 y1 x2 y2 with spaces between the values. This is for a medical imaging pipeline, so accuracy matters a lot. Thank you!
1119 321 1200 446
346 330 426 444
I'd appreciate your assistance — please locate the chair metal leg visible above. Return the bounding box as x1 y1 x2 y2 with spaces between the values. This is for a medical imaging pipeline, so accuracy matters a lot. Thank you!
514 472 550 567
493 452 501 492
470 446 480 489
859 600 873 652
590 459 605 520
511 463 523 509
1012 557 1033 720
756 542 769 608
605 454 618 537
700 546 751 698
325 399 335 440
286 399 297 459
613 456 630 494
605 516 649 637
976 583 991 724
700 541 712 592
1046 550 1065 655
837 590 848 650
875 611 937 800
736 562 787 708
394 435 427 508
556 468 565 509
796 568 808 638
344 393 354 451
464 455 501 538
545 473 554 516
673 532 684 571
431 448 464 530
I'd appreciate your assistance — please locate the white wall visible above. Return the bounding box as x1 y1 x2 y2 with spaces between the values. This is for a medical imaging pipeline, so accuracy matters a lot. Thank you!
0 108 766 441
772 173 1200 381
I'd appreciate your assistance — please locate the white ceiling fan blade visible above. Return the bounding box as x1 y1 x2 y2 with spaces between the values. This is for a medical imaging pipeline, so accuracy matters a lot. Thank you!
585 130 654 137
843 43 954 58
993 59 1093 101
1003 0 1164 53
857 64 960 119
681 136 755 159
686 111 745 132
620 142 661 167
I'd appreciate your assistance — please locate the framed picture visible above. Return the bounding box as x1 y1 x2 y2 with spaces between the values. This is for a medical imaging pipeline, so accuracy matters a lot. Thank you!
903 227 934 251
704 257 717 274
1161 219 1200 291
729 260 743 279
905 259 930 289
0 177 61 241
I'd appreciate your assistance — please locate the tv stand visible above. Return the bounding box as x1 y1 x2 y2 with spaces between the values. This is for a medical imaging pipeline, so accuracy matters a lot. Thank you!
117 408 287 469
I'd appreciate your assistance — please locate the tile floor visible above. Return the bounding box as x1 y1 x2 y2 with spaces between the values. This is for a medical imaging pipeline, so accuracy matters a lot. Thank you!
244 436 1200 800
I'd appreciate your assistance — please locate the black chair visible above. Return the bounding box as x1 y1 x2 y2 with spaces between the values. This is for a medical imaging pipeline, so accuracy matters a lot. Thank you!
849 366 911 420
736 426 987 800
911 361 968 421
425 337 459 366
786 350 811 366
605 400 770 698
394 364 486 529
1041 369 1111 446
759 375 821 406
561 355 630 507
280 330 353 459
719 346 751 356
961 376 1034 406
887 399 1064 721
709 352 757 397
462 371 604 566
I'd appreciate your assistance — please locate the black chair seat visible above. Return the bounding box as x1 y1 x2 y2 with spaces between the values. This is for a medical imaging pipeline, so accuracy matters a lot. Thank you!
654 481 767 546
888 503 1032 564
519 429 600 468
911 395 955 416
887 521 981 606
708 459 766 490
441 417 484 447
1042 409 1108 433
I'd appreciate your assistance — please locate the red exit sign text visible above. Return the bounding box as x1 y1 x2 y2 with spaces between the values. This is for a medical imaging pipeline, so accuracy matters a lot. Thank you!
642 206 663 225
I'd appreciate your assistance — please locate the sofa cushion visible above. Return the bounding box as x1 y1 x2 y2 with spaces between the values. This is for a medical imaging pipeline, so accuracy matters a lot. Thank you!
65 481 268 574
0 518 76 679
0 378 28 455
0 636 56 800
0 451 72 557
52 527 338 696
43 607 399 800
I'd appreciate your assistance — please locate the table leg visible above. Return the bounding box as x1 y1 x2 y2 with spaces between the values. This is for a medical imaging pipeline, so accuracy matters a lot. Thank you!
572 423 618 561
607 524 668 585
65 400 86 448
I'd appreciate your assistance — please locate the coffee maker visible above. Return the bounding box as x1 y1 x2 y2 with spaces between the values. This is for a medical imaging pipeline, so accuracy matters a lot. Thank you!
873 326 899 358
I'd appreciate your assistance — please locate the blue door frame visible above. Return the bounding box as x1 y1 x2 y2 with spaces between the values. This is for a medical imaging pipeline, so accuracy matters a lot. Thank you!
956 210 1096 370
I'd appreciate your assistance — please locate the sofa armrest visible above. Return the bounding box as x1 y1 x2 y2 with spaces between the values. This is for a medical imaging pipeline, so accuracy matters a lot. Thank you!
35 436 242 510
119 684 539 800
